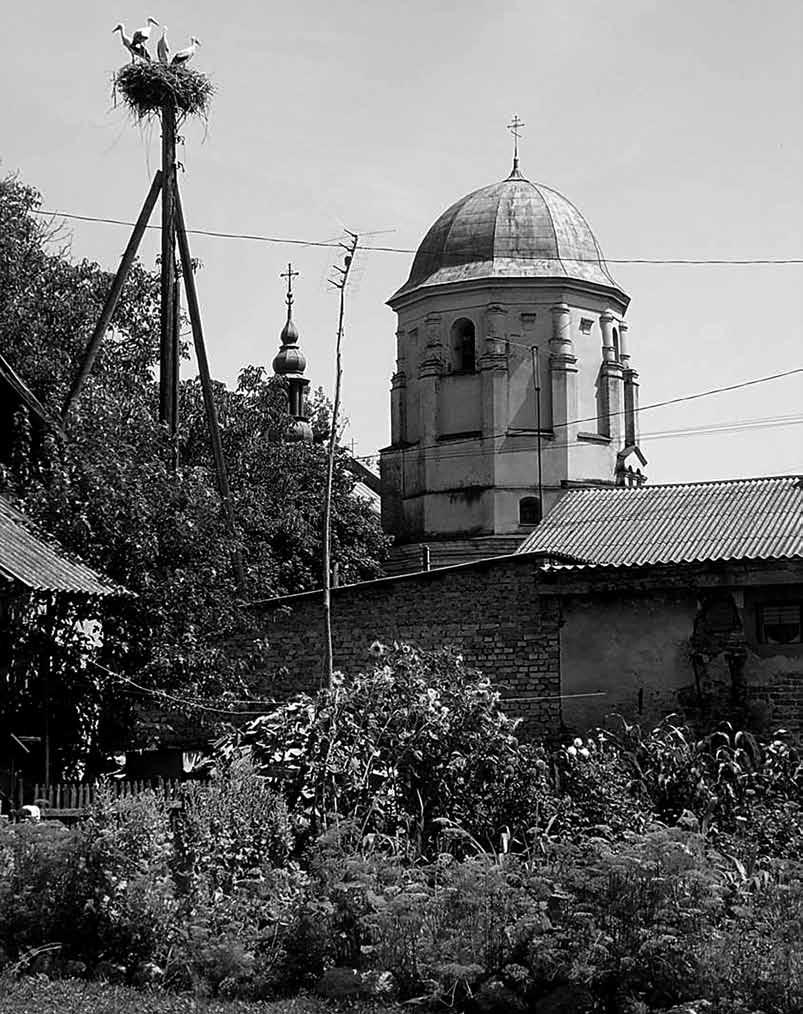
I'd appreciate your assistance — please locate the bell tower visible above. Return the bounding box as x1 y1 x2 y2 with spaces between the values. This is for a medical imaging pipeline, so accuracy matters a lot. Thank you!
380 137 645 570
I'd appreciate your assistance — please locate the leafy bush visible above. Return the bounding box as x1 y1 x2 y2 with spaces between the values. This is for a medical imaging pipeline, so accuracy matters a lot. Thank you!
288 827 802 1011
552 733 651 841
172 759 292 896
0 790 179 973
166 761 303 998
604 718 803 861
217 645 542 851
0 821 77 958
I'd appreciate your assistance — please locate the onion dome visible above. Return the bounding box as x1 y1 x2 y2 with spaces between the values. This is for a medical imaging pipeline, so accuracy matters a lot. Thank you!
390 163 626 305
273 313 307 376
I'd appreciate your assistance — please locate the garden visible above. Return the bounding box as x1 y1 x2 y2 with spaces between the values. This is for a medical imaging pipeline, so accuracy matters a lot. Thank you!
0 646 801 1014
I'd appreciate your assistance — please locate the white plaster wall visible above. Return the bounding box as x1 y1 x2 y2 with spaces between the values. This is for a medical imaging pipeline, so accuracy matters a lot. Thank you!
440 374 481 435
385 279 629 539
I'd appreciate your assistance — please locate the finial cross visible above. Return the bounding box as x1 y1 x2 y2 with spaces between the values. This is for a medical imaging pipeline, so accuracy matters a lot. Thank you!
507 114 525 168
281 262 299 306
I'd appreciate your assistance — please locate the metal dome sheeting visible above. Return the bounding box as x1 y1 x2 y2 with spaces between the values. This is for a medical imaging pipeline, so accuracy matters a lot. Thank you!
391 170 624 303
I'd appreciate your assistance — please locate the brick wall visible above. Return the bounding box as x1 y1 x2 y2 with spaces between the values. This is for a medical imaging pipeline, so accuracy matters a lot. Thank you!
248 555 562 737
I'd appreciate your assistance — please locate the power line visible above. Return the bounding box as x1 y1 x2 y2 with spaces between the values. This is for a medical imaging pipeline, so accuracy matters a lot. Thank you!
353 366 803 461
353 413 803 468
89 659 278 716
31 209 803 264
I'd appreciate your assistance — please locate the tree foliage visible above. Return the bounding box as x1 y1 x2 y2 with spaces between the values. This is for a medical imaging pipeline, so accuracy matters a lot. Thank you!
0 170 388 774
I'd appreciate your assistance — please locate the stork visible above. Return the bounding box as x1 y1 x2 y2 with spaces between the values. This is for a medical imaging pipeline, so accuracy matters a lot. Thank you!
171 36 201 67
131 16 160 51
112 24 140 62
157 25 170 65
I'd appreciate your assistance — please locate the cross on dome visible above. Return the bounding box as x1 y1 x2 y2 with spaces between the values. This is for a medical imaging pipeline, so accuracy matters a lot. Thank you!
281 262 299 312
507 114 525 178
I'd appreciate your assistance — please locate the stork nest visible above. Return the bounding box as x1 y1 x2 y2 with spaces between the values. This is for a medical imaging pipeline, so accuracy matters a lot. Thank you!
113 62 214 121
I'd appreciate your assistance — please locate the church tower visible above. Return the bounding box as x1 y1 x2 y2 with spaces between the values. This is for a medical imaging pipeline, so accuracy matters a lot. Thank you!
272 263 312 442
380 127 645 569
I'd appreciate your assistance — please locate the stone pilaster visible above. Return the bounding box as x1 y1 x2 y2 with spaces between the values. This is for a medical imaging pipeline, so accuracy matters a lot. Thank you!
624 365 640 447
390 369 406 446
549 303 578 480
549 303 577 434
598 309 624 442
618 320 631 369
390 328 407 446
480 305 509 440
411 315 442 463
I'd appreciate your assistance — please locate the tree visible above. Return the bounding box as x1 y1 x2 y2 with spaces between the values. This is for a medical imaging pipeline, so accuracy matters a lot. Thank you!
0 170 389 775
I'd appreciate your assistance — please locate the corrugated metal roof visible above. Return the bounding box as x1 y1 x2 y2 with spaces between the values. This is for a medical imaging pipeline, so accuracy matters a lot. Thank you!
0 496 122 596
517 476 803 567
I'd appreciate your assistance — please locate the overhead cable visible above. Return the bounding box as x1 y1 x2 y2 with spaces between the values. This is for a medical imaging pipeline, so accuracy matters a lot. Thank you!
352 366 803 461
31 209 803 264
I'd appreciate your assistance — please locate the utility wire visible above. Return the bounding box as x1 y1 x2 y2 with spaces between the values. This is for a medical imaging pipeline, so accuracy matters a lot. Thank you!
31 209 803 264
89 659 278 716
352 366 803 461
353 413 803 468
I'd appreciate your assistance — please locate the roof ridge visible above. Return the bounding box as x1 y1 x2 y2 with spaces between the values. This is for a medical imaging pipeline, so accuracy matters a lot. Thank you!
566 473 802 494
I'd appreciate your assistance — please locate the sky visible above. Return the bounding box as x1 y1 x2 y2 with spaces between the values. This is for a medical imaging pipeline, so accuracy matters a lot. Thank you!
2 0 802 482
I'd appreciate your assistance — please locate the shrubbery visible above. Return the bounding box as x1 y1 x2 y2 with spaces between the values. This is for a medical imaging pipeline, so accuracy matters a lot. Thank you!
1 647 801 1012
217 646 546 852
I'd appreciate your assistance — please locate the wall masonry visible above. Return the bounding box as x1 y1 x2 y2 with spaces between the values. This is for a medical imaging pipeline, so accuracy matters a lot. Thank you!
247 556 563 737
237 558 803 742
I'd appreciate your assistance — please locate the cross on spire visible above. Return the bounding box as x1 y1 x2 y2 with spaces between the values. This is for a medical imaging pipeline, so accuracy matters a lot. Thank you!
507 114 525 177
281 262 299 313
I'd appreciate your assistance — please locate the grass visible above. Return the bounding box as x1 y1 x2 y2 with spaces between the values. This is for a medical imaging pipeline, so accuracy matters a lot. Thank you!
0 978 404 1014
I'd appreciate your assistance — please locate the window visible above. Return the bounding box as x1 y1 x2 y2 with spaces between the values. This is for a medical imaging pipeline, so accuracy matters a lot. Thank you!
612 326 620 361
451 318 476 372
757 603 802 645
579 318 593 334
519 496 542 525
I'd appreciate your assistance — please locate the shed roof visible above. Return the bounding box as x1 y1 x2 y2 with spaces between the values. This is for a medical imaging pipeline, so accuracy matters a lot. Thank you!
517 475 803 567
0 496 122 597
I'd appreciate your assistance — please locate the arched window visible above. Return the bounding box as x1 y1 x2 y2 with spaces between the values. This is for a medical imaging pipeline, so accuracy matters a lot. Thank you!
612 326 620 361
451 318 476 372
519 496 542 526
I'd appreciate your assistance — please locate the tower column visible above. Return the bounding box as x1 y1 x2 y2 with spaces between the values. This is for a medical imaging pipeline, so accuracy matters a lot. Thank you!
619 320 638 447
550 303 578 477
390 328 407 446
599 309 624 443
418 314 443 445
479 304 509 439
618 319 631 368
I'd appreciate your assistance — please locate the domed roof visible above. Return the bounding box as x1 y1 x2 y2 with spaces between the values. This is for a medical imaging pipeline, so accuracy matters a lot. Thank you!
390 168 625 304
272 345 306 376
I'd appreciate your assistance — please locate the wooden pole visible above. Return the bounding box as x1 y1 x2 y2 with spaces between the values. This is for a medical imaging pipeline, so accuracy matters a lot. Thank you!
171 263 182 469
61 171 163 419
173 181 246 595
160 100 177 435
322 232 359 685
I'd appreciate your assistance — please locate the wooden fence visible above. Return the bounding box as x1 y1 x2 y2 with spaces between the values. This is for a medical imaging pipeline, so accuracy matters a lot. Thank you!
27 777 206 818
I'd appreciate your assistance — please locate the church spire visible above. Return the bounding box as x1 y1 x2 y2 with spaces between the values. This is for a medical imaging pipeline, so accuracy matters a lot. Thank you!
272 262 312 442
506 114 525 179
